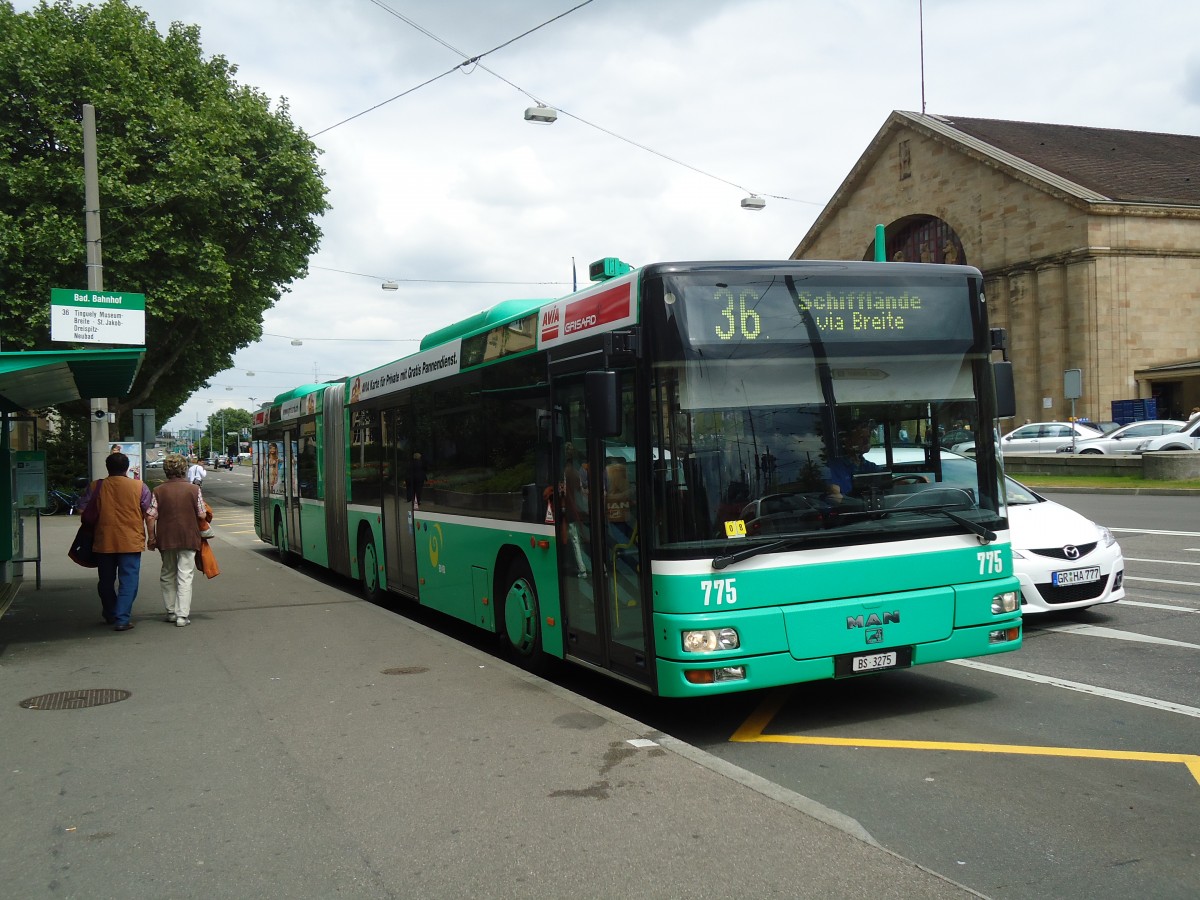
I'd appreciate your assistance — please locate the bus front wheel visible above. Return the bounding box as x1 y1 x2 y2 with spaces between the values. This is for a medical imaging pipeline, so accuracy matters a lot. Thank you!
359 536 382 603
499 560 545 669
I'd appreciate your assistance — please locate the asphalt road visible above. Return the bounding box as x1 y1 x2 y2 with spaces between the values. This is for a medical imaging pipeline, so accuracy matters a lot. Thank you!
200 471 1200 900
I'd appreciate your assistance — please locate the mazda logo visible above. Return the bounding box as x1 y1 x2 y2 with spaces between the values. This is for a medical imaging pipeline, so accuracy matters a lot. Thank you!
1063 545 1081 560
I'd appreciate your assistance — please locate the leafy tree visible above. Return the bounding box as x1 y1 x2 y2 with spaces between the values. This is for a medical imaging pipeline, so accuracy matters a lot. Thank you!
203 405 252 457
0 0 329 434
38 410 91 490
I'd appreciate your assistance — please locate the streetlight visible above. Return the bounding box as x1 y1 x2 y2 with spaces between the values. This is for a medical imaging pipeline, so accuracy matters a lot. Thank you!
524 104 557 123
206 399 216 459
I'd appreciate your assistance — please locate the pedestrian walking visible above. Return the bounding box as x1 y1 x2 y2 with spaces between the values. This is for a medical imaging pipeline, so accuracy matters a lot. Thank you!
186 457 207 485
148 454 214 628
77 452 157 631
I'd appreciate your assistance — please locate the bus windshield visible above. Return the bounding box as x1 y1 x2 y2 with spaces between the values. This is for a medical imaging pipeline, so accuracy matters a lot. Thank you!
646 268 1005 552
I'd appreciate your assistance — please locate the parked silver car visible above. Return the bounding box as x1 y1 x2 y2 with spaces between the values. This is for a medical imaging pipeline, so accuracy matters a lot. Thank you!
1134 417 1200 453
958 421 1104 455
1057 419 1185 455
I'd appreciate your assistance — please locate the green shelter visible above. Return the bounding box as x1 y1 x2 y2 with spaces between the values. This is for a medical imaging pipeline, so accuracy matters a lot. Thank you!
1 348 144 606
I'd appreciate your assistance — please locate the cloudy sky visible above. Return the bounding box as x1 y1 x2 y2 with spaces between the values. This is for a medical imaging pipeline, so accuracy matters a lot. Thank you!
17 0 1200 434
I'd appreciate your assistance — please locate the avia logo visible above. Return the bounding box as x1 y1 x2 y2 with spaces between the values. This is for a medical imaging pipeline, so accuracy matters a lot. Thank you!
540 306 561 341
846 611 900 629
1062 545 1081 560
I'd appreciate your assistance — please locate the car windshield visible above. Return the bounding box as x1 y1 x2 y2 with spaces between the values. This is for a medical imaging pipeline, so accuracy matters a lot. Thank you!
1000 472 1042 506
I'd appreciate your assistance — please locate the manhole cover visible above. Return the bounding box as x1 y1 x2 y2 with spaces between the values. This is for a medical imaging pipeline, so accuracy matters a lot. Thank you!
19 689 131 710
381 666 429 676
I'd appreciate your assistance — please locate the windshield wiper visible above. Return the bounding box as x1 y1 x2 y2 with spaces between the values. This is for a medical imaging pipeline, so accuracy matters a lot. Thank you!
712 534 822 570
890 503 997 543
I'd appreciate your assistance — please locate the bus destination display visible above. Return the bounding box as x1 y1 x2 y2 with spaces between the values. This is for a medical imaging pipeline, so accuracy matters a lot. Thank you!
682 279 972 346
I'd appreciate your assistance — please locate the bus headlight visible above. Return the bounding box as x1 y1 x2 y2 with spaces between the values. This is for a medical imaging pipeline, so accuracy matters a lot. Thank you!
992 591 1019 614
682 628 740 653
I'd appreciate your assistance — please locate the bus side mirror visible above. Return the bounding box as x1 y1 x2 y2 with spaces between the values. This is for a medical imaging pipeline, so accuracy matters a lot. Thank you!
993 361 1015 419
585 370 621 437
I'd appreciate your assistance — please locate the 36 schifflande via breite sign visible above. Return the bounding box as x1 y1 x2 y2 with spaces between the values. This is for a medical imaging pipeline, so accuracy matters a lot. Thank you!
50 288 146 345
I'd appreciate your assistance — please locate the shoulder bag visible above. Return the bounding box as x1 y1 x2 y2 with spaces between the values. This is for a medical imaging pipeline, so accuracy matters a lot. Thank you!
68 481 101 567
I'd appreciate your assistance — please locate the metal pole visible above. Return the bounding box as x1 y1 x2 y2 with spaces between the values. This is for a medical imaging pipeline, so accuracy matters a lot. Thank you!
83 104 109 481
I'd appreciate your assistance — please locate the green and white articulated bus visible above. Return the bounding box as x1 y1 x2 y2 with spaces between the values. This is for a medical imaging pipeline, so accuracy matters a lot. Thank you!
252 258 1022 697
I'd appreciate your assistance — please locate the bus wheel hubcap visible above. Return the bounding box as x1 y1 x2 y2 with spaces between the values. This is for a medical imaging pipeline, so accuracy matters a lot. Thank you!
363 545 377 591
505 580 535 653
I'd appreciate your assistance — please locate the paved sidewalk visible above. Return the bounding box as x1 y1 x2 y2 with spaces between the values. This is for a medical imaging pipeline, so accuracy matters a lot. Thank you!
0 511 983 899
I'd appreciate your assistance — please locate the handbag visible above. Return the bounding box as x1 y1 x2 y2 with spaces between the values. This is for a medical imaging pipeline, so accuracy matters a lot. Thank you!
69 481 101 567
68 523 97 568
196 539 220 579
81 479 102 526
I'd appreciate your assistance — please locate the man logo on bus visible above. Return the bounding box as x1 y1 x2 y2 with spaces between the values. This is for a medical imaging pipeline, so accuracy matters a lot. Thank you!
846 611 900 628
541 306 560 342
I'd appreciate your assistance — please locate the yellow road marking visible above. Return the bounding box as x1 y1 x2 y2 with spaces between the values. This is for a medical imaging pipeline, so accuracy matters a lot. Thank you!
732 688 1200 787
730 688 791 742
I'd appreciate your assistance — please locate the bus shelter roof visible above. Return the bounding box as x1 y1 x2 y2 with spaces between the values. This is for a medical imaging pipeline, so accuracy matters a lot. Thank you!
0 348 144 413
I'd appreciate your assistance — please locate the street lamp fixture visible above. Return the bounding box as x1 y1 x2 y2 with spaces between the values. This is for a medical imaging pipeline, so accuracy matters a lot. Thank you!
381 281 399 291
740 195 766 210
524 104 557 123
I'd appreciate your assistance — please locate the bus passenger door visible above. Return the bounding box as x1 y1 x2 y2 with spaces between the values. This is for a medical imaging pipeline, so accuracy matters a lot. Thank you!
282 428 302 557
553 370 649 685
382 408 420 597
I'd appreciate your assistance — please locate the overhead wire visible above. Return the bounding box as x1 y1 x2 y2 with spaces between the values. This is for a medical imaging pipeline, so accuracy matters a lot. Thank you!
313 0 595 138
311 265 571 286
320 1 818 205
262 331 419 343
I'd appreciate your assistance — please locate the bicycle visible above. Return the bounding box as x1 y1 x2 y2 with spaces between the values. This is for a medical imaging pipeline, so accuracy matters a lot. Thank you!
40 487 81 516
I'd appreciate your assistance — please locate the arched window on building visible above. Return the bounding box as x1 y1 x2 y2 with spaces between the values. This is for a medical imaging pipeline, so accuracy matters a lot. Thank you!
866 216 966 266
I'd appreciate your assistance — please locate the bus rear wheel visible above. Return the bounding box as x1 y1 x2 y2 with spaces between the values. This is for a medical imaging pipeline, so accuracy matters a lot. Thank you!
274 516 294 567
359 536 382 603
499 560 545 669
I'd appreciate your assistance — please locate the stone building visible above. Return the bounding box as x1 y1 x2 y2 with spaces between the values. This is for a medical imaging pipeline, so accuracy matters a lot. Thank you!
792 111 1200 425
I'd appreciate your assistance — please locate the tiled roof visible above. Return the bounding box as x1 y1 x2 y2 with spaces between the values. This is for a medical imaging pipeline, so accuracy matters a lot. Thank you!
928 115 1200 205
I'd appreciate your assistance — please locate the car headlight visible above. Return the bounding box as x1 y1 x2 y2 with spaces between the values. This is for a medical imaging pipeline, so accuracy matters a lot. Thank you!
1099 525 1117 548
1010 549 1026 559
682 628 740 653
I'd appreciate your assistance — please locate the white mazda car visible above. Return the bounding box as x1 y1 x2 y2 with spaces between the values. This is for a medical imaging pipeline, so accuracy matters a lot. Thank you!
1002 476 1125 614
866 449 1125 615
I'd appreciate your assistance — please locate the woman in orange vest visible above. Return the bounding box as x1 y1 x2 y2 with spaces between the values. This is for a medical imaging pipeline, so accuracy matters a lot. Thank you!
78 452 157 631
